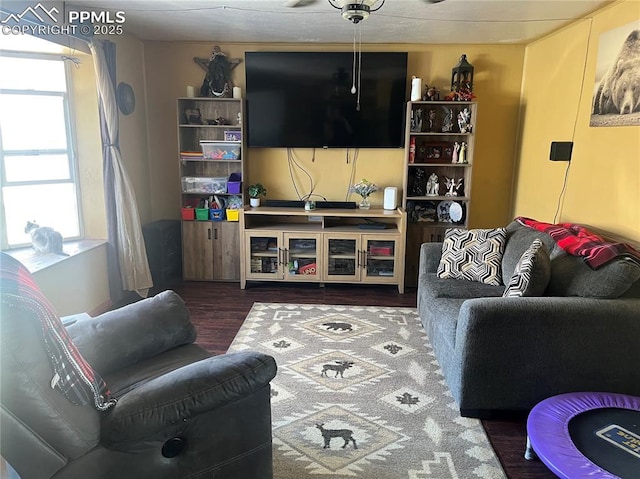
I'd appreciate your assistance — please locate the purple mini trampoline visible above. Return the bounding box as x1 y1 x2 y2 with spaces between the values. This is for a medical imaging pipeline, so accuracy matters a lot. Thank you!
525 392 640 478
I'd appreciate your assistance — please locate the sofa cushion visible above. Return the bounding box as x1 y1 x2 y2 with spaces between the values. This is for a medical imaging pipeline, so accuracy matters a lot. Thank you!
547 252 640 298
502 220 558 283
437 228 507 286
420 273 504 301
503 239 551 297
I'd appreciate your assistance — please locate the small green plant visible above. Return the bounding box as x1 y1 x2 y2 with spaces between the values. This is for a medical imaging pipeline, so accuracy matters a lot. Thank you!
248 183 267 198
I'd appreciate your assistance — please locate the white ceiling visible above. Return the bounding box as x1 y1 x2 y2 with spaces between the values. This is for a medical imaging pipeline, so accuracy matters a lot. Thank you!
67 0 613 44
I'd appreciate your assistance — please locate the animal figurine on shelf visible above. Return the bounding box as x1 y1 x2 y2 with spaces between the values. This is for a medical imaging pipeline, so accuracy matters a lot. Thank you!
24 221 68 256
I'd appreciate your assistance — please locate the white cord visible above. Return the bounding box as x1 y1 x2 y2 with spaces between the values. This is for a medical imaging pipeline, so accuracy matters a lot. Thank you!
356 23 362 111
345 148 360 200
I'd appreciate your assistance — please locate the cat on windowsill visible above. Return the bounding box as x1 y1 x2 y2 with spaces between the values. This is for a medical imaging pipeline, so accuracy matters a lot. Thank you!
24 221 69 256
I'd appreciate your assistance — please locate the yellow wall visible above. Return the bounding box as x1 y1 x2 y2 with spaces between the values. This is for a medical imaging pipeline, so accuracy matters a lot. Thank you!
110 34 153 225
514 0 640 240
71 51 106 239
144 42 525 228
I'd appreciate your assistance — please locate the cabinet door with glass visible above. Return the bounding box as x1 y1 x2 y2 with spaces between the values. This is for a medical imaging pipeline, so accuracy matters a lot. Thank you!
244 231 283 280
362 235 400 284
323 234 362 282
283 233 322 282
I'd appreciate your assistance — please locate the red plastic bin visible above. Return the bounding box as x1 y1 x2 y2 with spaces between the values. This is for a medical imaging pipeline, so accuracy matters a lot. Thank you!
181 207 195 220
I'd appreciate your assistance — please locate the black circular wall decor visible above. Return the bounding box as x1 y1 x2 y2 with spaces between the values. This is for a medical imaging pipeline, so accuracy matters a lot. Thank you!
116 82 135 115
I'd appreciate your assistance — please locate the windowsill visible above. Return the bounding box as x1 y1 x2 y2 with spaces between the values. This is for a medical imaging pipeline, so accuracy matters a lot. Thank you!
4 239 107 274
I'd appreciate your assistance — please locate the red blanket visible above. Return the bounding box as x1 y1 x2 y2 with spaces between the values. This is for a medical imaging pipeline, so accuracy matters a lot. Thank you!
0 253 116 411
516 217 640 269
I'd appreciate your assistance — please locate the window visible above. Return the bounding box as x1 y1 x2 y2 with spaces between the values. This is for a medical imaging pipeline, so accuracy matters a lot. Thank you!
0 53 81 248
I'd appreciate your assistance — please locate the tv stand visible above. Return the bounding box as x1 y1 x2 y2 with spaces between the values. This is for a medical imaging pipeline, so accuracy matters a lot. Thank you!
240 207 406 293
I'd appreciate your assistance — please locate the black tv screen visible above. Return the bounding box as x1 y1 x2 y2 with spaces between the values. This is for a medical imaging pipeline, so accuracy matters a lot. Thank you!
245 51 407 148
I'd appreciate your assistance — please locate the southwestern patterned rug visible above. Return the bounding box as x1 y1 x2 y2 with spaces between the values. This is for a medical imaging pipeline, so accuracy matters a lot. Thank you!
229 303 506 479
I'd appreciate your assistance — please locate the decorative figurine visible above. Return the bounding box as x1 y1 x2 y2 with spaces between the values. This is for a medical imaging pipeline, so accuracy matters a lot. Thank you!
426 109 437 132
200 46 233 98
426 173 439 196
459 141 467 163
441 107 454 133
452 141 460 163
444 177 464 196
457 107 472 133
410 168 427 196
423 85 440 101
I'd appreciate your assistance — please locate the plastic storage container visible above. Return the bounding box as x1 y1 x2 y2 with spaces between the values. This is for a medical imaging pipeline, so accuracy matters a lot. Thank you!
211 177 228 194
228 172 242 194
209 209 224 221
226 209 240 222
182 177 216 194
195 208 209 221
181 207 195 220
200 141 241 160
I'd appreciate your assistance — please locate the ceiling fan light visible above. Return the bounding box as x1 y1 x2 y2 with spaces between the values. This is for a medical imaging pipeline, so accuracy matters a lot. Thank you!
328 0 383 23
342 3 370 23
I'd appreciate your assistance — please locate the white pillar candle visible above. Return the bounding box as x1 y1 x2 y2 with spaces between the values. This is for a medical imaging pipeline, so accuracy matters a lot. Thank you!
410 76 422 101
186 85 195 98
233 86 242 99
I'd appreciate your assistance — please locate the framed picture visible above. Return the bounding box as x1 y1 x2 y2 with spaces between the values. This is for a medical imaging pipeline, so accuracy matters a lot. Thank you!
424 142 452 163
224 130 242 142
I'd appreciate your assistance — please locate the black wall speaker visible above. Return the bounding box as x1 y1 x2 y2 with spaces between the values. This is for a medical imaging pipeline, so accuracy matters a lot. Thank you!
550 141 573 161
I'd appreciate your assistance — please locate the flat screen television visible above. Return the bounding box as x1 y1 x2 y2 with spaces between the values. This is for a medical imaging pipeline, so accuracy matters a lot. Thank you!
245 51 407 148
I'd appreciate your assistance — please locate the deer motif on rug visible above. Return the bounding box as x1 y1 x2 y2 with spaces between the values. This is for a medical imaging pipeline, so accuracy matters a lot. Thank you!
321 360 354 378
316 424 358 449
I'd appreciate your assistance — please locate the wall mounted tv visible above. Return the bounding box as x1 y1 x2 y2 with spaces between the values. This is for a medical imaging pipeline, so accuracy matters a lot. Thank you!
245 51 408 149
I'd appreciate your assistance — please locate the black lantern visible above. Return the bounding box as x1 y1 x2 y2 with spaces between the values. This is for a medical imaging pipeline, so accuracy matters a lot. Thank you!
451 54 474 92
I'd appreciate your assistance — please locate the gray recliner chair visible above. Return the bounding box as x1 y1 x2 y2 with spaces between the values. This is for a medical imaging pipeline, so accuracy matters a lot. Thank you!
0 253 277 479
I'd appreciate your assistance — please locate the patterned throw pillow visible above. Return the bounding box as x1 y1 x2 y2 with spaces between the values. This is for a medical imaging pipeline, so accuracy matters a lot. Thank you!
503 239 551 297
437 228 507 286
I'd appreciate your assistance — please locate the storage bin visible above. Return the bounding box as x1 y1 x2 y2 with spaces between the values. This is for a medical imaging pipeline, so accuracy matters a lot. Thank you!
226 209 240 222
195 208 209 221
182 177 216 194
200 141 241 160
228 172 242 194
209 209 224 221
181 207 195 220
211 177 228 194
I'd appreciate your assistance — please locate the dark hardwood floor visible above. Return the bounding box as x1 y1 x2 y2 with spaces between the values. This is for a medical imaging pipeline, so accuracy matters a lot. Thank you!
168 281 555 479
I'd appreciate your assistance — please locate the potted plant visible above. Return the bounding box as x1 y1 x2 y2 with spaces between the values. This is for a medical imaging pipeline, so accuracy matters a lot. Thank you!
248 183 267 207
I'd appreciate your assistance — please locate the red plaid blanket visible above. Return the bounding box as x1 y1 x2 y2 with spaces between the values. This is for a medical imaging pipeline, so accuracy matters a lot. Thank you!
516 217 640 269
0 253 116 411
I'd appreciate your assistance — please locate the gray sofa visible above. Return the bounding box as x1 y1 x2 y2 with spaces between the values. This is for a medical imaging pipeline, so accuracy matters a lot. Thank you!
417 220 640 418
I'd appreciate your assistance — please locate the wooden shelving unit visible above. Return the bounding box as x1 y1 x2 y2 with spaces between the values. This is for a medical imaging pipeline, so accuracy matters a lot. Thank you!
402 100 477 286
177 97 245 281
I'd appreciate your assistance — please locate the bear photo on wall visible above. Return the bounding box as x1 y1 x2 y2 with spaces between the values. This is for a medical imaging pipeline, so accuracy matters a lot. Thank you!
590 20 640 127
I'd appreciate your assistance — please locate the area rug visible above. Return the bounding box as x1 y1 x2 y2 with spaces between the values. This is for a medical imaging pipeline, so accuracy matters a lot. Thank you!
229 303 506 479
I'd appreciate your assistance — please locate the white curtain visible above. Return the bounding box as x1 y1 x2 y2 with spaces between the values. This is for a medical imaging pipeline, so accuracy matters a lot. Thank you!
89 39 152 298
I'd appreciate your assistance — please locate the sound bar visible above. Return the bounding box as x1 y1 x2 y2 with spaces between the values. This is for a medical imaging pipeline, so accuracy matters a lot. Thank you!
315 201 357 209
264 200 357 209
264 200 305 207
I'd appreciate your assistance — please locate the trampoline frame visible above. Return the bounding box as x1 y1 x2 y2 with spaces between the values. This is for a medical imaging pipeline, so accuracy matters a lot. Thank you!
525 392 640 479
